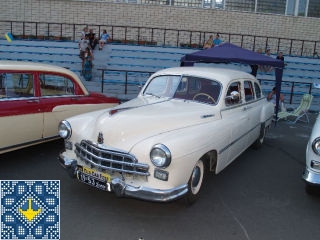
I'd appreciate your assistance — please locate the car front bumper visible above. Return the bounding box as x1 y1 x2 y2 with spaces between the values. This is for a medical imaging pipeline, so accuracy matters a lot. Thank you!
58 153 188 202
302 167 320 186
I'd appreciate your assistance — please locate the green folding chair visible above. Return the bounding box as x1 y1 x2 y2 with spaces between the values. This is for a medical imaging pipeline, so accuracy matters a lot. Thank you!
276 94 313 124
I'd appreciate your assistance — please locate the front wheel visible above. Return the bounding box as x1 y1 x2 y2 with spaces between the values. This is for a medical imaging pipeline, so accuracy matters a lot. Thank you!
305 183 320 195
185 159 205 205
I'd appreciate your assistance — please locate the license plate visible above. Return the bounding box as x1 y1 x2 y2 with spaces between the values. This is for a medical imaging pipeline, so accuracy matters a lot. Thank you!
77 166 111 192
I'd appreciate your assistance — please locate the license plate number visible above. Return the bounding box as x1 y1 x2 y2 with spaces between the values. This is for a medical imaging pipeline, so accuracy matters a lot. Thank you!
77 166 111 192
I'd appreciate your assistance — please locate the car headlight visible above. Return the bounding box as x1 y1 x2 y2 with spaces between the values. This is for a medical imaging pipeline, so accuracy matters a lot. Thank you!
312 137 320 155
58 120 72 140
150 144 171 168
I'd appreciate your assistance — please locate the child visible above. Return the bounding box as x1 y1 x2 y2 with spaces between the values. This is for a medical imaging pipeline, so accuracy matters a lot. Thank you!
82 47 94 81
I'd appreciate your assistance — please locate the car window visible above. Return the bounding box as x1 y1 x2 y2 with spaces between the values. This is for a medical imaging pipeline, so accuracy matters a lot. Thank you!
188 76 202 94
254 82 262 98
40 74 75 96
174 76 221 105
0 73 34 99
225 81 241 106
176 77 188 93
244 80 254 101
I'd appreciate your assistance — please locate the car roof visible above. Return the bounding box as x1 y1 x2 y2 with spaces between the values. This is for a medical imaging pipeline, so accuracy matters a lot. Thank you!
0 60 72 73
152 66 256 83
0 60 88 94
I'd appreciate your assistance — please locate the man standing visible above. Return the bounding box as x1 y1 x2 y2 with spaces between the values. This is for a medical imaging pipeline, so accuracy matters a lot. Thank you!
87 29 98 50
78 35 90 74
276 52 284 61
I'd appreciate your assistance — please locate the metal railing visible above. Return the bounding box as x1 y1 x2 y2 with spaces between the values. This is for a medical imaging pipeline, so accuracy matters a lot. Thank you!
259 79 316 105
97 68 320 106
1 20 319 57
97 69 154 94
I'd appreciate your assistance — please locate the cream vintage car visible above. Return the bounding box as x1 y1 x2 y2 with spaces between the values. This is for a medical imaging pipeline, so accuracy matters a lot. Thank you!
0 61 119 154
58 67 274 203
303 113 320 194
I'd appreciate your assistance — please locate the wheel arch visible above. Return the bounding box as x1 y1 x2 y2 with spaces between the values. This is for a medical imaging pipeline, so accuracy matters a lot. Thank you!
200 150 218 173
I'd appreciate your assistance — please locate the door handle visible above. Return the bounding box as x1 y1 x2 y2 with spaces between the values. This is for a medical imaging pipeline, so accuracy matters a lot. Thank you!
243 106 252 111
27 99 39 103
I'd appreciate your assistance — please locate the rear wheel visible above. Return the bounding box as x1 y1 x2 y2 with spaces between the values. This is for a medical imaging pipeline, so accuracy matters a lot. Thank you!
185 159 205 205
252 123 266 149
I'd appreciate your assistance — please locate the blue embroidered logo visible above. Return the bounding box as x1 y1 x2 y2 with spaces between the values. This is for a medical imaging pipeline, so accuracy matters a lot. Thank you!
1 180 60 239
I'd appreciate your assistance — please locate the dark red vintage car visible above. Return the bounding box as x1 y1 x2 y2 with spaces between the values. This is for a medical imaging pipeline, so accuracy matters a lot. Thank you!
0 61 119 153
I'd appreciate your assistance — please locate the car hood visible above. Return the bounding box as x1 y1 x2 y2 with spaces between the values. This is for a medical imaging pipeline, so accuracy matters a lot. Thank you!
310 114 320 142
76 96 219 151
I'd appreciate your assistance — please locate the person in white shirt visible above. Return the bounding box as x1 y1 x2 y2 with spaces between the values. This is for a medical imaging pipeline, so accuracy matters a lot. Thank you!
80 27 88 40
268 87 285 112
78 35 90 73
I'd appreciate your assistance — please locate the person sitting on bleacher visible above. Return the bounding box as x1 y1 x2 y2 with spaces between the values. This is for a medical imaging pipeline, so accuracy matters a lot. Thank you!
203 35 213 49
99 29 109 51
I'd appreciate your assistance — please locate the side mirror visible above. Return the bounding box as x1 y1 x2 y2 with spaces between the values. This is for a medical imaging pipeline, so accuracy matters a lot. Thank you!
230 91 240 100
225 91 240 105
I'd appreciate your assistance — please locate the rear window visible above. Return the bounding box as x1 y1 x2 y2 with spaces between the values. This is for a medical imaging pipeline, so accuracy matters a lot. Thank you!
244 80 254 101
40 74 75 96
254 82 262 98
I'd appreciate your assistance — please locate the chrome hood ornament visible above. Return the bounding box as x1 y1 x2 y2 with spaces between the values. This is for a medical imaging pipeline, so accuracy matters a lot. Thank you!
97 132 104 144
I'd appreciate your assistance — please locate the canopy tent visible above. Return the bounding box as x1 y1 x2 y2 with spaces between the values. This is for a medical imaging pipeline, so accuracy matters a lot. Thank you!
180 42 285 119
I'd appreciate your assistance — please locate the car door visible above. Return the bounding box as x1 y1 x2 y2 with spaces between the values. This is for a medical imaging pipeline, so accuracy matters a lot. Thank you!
219 80 250 169
37 72 82 138
244 80 262 146
38 72 110 138
0 72 43 152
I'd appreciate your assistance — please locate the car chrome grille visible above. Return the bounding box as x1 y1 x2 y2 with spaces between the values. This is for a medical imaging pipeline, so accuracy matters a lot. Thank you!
75 140 150 177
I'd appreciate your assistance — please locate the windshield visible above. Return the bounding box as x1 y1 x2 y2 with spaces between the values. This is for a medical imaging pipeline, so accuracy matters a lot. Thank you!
143 75 181 98
143 75 221 105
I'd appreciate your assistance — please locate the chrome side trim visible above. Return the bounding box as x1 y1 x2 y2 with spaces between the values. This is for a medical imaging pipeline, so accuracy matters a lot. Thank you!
201 114 215 119
220 97 265 112
302 167 320 185
0 135 59 153
219 123 260 154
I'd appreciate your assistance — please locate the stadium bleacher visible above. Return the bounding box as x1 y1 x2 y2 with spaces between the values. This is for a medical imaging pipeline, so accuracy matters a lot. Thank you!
1 39 320 111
